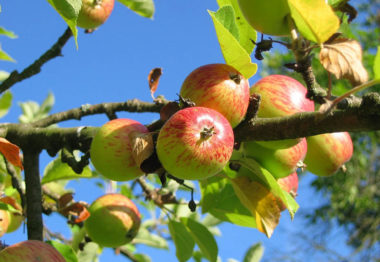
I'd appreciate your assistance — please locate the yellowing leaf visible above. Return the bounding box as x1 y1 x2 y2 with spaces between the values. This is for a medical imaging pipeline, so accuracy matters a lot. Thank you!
288 0 340 44
130 131 154 168
0 138 23 170
230 176 280 238
148 68 162 100
320 38 369 85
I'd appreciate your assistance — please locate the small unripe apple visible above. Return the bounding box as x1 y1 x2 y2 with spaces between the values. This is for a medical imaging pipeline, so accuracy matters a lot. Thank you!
84 193 141 247
90 118 148 181
0 209 9 237
304 132 353 176
0 196 23 233
180 64 250 128
244 138 307 178
250 75 314 149
77 0 114 29
277 172 298 211
0 240 66 262
237 0 290 36
156 107 234 180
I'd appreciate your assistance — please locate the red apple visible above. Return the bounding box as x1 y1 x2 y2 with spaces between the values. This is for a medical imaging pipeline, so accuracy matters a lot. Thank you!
243 138 307 178
179 64 250 127
0 196 23 233
304 132 353 176
84 193 141 247
277 172 298 211
156 107 234 180
0 240 66 262
250 75 314 149
77 0 114 29
90 118 148 181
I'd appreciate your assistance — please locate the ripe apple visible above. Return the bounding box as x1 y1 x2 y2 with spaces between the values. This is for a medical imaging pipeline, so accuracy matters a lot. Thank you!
77 0 114 29
0 240 66 262
304 132 353 176
237 0 290 36
179 64 250 128
250 75 314 149
277 172 298 211
0 209 9 237
84 193 141 247
0 196 23 233
156 107 234 180
243 138 307 178
90 118 148 181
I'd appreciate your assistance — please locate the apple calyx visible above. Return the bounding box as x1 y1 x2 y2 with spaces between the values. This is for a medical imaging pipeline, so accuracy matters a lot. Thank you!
200 126 216 140
229 73 242 84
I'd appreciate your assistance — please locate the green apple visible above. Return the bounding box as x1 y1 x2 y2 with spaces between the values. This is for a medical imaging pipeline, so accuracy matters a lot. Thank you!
244 138 307 178
84 193 141 247
90 118 148 181
237 0 291 36
77 0 114 29
304 132 353 176
0 240 66 262
0 209 9 237
0 196 23 233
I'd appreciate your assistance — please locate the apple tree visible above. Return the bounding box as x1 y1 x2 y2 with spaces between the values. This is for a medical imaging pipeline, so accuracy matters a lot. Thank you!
0 0 379 261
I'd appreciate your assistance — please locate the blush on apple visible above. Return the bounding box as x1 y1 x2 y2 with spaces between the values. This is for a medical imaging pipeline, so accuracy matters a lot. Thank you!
179 64 250 128
250 74 315 149
277 172 299 211
90 118 149 181
0 209 9 238
304 132 353 176
0 196 23 233
77 0 114 29
156 107 234 180
0 240 66 262
84 193 141 248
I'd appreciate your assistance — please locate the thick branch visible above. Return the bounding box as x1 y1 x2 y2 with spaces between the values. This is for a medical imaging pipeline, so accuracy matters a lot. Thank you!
23 149 43 241
0 27 72 94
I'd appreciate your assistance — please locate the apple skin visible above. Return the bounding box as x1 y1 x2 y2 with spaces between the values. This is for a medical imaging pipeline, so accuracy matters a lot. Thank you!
0 196 23 233
0 209 9 237
304 132 353 176
0 240 66 262
277 172 298 211
90 118 148 181
84 193 141 248
179 64 250 128
244 138 307 178
156 107 234 180
77 0 114 29
237 0 290 36
250 75 314 149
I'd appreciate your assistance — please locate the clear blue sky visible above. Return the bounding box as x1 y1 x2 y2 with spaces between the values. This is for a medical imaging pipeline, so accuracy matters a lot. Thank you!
0 1 357 261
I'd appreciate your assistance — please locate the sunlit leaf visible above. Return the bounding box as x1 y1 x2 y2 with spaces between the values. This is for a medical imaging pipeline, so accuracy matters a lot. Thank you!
243 242 264 262
288 0 340 43
117 0 155 18
0 27 17 39
132 227 169 250
374 46 380 80
319 38 369 85
0 138 23 170
76 242 99 262
168 219 195 262
46 240 78 262
0 91 12 118
0 71 9 83
0 47 15 62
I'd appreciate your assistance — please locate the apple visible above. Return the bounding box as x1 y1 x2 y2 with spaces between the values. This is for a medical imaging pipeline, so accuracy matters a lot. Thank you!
237 0 291 36
179 64 250 128
277 172 298 211
90 118 148 181
84 193 141 247
77 0 114 29
156 107 234 180
0 209 9 237
250 75 314 149
304 132 353 176
0 196 23 233
243 138 307 178
0 240 66 262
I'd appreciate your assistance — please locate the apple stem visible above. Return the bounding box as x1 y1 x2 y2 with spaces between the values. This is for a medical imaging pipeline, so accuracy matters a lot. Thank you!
229 73 242 85
200 126 216 140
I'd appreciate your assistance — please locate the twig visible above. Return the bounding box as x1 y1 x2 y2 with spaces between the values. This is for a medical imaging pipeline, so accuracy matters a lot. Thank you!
0 27 72 94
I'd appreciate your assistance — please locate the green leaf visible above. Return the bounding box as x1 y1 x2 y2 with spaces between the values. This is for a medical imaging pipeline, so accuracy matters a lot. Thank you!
0 202 20 214
132 227 169 250
47 0 80 48
236 158 299 218
288 0 340 43
328 0 347 8
168 219 195 262
117 0 155 19
40 92 55 115
0 91 12 119
208 9 257 79
0 27 17 39
216 0 256 54
243 243 264 262
200 175 256 228
46 240 78 262
41 153 93 184
133 253 152 262
181 217 218 262
76 242 99 262
374 46 380 80
0 71 9 83
214 6 239 41
0 47 15 62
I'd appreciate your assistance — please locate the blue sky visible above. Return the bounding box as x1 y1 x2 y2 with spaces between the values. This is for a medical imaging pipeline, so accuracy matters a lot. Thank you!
0 1 358 261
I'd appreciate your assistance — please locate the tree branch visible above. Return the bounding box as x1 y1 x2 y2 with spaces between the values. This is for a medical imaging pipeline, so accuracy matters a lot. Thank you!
0 27 72 94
